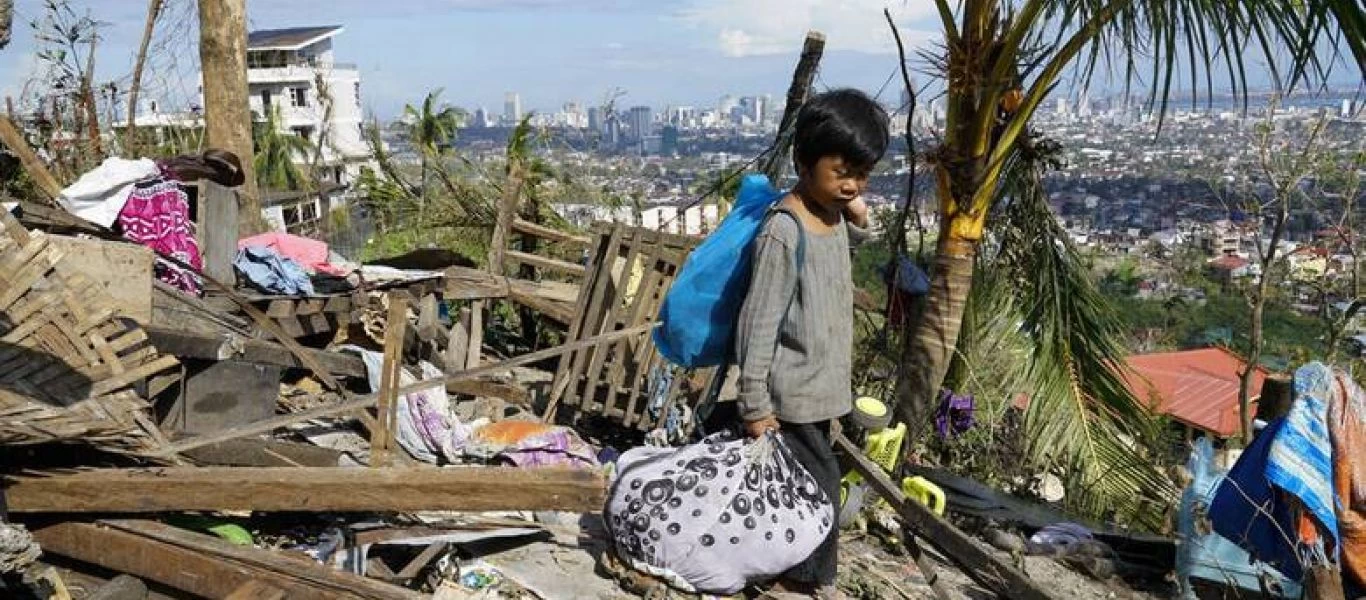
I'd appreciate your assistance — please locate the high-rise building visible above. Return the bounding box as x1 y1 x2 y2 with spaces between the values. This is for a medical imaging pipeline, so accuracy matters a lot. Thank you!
718 95 738 123
504 92 522 124
1344 99 1355 118
739 96 762 125
628 105 653 141
587 106 603 133
472 107 489 129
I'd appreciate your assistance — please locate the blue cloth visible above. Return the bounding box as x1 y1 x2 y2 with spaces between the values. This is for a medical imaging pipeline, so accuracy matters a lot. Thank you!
1210 361 1342 583
653 174 787 367
1210 418 1305 581
1268 362 1338 547
234 245 315 295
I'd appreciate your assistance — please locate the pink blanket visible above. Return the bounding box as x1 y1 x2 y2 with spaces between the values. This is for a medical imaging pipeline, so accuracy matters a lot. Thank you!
237 232 347 276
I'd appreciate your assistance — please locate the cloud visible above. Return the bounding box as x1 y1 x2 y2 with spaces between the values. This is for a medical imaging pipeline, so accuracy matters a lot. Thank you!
679 0 939 57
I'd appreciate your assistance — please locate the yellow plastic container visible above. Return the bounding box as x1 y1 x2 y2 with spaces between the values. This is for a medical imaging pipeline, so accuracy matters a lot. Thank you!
901 476 946 516
865 422 906 474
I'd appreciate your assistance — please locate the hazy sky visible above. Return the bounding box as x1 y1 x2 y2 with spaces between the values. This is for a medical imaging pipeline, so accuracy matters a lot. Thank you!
0 1 1356 120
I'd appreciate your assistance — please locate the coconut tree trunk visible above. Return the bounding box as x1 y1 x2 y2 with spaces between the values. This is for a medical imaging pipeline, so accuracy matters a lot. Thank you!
198 0 261 234
894 226 979 430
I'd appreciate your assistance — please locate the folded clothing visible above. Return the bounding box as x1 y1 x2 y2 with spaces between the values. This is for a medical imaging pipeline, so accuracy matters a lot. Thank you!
234 245 315 295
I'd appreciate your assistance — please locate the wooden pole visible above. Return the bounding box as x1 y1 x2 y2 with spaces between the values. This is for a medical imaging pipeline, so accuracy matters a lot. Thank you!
372 294 409 466
198 181 239 283
0 115 62 200
833 433 1057 600
126 0 165 149
467 160 526 369
197 0 261 235
761 31 825 183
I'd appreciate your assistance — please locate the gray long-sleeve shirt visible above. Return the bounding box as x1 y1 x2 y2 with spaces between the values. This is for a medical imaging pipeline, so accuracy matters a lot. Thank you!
733 209 861 424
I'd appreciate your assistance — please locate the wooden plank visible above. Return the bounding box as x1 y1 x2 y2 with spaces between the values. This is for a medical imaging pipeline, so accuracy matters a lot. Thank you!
199 182 239 285
0 116 62 199
32 520 422 600
512 218 591 246
504 249 587 277
583 229 642 416
506 280 575 324
443 265 511 300
372 295 408 467
832 433 1056 600
6 467 606 513
563 224 624 410
446 378 530 406
488 161 522 277
144 322 658 457
46 236 155 323
612 257 666 426
226 581 288 600
144 325 368 377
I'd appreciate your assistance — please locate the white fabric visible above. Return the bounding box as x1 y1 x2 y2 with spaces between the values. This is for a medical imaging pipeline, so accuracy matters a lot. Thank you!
57 157 159 227
340 346 470 464
605 432 834 594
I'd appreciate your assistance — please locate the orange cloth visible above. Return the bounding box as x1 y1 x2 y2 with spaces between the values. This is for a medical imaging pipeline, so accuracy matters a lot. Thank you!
1330 373 1366 590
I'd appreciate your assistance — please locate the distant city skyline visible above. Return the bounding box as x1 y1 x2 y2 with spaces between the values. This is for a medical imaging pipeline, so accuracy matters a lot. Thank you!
0 1 1358 122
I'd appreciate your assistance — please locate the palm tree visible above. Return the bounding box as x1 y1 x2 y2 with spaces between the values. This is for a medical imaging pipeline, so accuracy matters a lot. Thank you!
253 105 315 192
403 88 465 221
895 0 1366 429
881 0 1365 525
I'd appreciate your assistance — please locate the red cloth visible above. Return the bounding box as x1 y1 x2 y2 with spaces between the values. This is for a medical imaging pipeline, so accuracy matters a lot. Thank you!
117 177 202 296
237 232 347 276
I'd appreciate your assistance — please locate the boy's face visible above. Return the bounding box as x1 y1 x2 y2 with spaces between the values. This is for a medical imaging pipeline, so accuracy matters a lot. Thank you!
801 155 871 210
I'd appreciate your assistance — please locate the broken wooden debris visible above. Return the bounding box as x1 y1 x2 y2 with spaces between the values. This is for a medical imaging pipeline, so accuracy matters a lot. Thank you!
0 213 179 453
144 325 367 377
833 432 1057 600
5 466 606 513
33 520 424 600
443 265 577 324
145 322 657 457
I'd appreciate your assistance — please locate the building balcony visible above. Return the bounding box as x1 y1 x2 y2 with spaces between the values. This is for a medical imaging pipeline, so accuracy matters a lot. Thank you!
248 62 358 84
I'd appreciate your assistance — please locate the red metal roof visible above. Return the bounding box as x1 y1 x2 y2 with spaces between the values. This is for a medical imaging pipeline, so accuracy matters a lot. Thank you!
1208 254 1250 271
1122 347 1266 438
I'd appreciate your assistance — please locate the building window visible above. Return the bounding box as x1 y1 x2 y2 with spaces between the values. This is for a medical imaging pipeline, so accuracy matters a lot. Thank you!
290 87 309 108
354 82 361 108
291 126 314 142
261 90 272 111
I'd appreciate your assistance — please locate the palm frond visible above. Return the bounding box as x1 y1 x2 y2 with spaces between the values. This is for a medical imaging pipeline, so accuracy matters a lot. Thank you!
988 151 1177 529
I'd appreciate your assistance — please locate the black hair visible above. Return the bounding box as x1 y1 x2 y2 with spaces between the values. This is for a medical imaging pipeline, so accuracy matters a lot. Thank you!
792 88 890 174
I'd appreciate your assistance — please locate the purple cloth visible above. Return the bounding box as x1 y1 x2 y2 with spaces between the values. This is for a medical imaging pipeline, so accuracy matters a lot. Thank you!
934 390 976 437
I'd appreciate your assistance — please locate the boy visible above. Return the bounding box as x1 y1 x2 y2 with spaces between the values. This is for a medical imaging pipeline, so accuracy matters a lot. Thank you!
734 88 889 598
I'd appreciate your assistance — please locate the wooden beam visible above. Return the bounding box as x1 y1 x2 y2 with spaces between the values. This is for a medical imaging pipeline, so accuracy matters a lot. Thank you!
444 265 511 300
504 249 586 277
762 31 826 182
197 0 261 234
6 466 606 513
372 295 408 467
513 218 591 246
488 162 523 278
833 433 1056 600
143 322 657 457
145 325 367 377
198 183 238 283
33 520 423 600
0 115 62 199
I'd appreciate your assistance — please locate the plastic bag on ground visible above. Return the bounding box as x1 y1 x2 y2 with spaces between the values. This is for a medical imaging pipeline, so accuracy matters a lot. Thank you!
604 431 834 594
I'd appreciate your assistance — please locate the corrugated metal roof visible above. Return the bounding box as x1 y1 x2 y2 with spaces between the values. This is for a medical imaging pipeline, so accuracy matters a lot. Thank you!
248 26 343 51
1123 347 1266 438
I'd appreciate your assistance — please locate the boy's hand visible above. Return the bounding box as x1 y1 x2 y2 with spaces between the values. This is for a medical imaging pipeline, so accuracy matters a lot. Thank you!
843 197 869 229
744 415 780 438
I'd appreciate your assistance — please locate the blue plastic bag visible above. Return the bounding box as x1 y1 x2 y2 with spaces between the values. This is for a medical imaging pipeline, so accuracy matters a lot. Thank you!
654 174 786 367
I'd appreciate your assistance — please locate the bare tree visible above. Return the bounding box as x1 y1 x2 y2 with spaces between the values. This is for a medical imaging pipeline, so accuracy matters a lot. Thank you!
1235 106 1329 443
